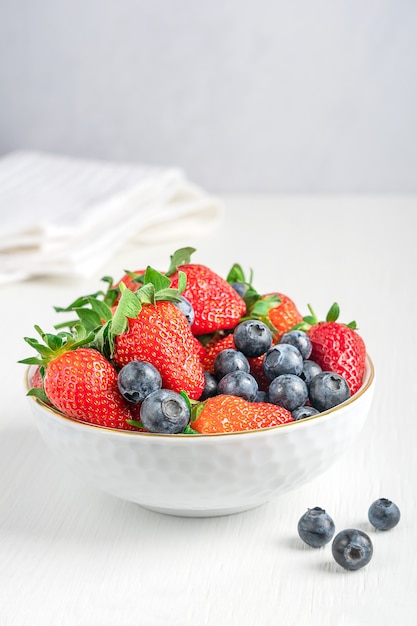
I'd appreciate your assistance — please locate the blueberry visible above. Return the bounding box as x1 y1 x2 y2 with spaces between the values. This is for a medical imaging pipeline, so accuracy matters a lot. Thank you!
233 320 272 358
117 361 162 403
309 372 350 412
292 405 320 420
297 507 336 548
332 529 373 571
214 349 250 380
279 330 312 359
140 389 190 434
231 281 247 298
199 371 218 400
217 370 258 402
268 374 308 411
300 360 322 386
263 344 304 380
254 390 269 403
368 498 401 531
173 295 195 325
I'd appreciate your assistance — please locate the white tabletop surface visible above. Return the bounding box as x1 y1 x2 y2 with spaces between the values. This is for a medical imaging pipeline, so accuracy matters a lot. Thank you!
1 195 416 626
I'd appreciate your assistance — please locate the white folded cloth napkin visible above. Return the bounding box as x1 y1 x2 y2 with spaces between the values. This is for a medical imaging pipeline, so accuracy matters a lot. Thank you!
0 150 222 283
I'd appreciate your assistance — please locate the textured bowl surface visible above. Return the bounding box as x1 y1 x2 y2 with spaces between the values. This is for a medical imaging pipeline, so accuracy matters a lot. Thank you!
26 357 375 517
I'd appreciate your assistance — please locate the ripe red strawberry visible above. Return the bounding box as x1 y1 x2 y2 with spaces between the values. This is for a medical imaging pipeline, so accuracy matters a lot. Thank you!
265 292 303 342
191 395 293 433
112 299 205 400
166 248 246 335
305 303 366 395
21 327 135 430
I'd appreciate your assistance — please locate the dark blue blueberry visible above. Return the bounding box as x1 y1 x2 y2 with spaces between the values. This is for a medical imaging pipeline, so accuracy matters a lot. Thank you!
217 371 258 402
309 372 350 412
263 344 304 380
173 295 195 325
233 320 272 358
297 507 336 548
230 281 247 298
279 330 312 359
117 360 162 403
254 390 269 403
368 498 401 531
332 529 373 570
214 349 250 380
300 360 322 386
292 405 320 420
140 389 190 434
199 371 218 400
268 374 308 411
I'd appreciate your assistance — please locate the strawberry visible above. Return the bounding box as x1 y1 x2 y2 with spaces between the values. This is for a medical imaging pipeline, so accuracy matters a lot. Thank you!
191 395 293 433
102 267 205 400
21 326 135 430
302 303 366 395
166 248 246 335
265 292 303 342
112 299 205 400
225 264 303 342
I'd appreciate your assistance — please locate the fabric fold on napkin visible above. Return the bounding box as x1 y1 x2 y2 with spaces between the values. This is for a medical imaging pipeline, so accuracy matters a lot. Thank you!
0 151 221 283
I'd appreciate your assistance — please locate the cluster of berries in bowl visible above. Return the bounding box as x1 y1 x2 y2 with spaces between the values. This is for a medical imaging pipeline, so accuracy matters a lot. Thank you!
21 247 376 515
22 246 368 436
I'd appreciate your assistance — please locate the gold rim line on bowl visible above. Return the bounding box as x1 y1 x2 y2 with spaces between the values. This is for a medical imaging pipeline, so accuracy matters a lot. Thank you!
25 355 375 439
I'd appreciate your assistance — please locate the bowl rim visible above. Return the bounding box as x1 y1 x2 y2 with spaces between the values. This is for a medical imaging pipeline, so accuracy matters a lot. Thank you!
25 355 375 439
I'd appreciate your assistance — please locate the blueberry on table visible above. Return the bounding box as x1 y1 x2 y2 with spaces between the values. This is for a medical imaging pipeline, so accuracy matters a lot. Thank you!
263 344 304 380
332 529 373 571
233 320 273 358
117 360 162 403
140 389 190 434
368 498 401 531
214 349 250 380
217 370 258 402
173 295 195 326
268 374 308 411
297 507 335 548
309 371 350 412
279 329 312 360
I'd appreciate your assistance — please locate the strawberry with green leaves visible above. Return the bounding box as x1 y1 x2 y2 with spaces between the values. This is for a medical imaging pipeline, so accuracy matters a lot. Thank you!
191 394 294 433
300 303 366 395
226 264 303 342
21 325 135 430
166 247 246 335
56 266 206 401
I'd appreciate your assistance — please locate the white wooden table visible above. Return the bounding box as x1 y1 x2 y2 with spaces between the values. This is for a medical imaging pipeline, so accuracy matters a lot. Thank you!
1 195 416 626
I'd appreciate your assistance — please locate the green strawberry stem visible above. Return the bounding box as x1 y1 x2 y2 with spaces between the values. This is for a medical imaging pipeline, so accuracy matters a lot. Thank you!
20 324 95 367
292 302 358 331
165 246 196 276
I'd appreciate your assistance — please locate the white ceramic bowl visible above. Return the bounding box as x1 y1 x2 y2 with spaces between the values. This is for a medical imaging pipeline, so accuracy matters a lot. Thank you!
25 357 375 517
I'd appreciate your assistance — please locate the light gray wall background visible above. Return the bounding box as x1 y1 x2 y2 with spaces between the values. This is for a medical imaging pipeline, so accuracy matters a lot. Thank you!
1 0 416 193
